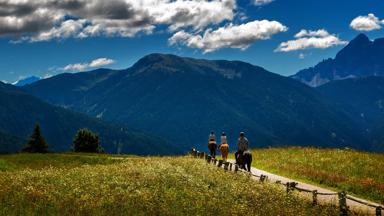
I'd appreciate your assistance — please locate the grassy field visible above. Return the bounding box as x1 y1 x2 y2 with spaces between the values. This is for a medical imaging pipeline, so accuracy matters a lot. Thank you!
0 153 345 216
230 147 384 204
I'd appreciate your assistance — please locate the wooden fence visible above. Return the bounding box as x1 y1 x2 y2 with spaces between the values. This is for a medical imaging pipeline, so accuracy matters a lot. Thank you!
190 148 383 216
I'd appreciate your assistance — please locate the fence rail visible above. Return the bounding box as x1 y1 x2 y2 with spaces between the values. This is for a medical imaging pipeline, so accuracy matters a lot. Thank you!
190 148 383 216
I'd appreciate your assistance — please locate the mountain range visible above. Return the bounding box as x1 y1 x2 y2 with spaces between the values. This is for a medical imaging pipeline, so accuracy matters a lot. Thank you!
1 33 383 153
24 53 373 151
0 82 177 154
293 34 384 87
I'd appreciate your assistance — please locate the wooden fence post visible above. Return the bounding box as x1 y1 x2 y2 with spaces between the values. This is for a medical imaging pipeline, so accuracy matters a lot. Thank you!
218 160 223 167
312 190 318 205
235 164 239 172
224 162 229 170
286 182 291 193
191 149 197 157
206 155 212 163
376 207 382 216
338 191 348 216
286 182 297 194
229 163 233 171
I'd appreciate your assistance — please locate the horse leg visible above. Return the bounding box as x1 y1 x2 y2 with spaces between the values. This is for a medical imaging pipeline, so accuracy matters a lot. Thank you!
247 155 253 172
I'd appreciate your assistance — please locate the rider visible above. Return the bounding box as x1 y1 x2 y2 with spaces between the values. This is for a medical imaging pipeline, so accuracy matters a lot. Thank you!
235 132 249 163
219 132 227 148
208 131 217 157
219 132 229 161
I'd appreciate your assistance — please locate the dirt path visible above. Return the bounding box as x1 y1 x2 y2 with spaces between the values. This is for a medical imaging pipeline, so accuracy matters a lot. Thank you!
225 159 382 215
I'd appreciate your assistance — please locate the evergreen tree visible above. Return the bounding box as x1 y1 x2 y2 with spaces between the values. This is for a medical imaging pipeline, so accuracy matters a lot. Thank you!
22 124 49 153
73 128 102 153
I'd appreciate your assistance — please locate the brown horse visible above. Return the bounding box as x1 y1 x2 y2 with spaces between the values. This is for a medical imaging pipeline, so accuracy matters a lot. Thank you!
236 151 252 172
219 144 229 161
208 142 217 158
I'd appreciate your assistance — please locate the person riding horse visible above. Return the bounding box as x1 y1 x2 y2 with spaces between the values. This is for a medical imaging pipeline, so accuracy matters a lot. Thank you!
235 132 252 172
208 131 217 158
219 132 229 161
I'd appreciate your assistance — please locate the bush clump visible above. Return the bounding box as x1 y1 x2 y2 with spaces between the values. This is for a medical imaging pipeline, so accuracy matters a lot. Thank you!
73 128 102 153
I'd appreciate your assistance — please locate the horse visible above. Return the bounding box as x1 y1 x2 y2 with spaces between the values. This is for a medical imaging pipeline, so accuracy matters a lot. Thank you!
219 144 229 161
208 142 217 158
235 150 252 172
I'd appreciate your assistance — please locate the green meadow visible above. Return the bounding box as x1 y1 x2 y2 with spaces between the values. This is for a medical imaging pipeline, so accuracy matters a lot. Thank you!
231 147 384 204
0 153 343 216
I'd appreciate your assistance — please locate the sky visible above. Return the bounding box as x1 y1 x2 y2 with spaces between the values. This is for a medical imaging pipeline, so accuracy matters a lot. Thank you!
0 0 384 83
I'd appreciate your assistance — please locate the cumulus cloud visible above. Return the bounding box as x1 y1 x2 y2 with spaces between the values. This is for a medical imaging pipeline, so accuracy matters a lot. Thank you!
350 13 383 31
0 0 236 42
169 20 287 53
63 58 115 71
275 29 347 52
294 29 330 38
89 58 115 67
253 0 274 6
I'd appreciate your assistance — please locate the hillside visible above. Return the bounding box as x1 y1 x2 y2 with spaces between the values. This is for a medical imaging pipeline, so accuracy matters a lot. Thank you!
24 53 369 151
0 82 178 155
0 153 341 215
0 130 24 153
293 34 384 87
317 76 384 151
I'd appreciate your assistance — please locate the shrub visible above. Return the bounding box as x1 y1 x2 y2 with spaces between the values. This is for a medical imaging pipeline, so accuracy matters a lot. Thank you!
73 128 102 153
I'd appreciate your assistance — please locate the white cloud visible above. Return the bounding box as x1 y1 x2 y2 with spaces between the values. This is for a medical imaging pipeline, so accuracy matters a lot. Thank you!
145 0 235 32
350 13 383 31
294 29 330 38
276 29 347 52
89 58 115 68
253 0 274 6
63 63 89 71
63 58 115 71
169 20 287 53
0 0 236 42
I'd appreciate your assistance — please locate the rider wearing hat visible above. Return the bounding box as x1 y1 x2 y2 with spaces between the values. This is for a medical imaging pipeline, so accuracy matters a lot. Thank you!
235 132 249 163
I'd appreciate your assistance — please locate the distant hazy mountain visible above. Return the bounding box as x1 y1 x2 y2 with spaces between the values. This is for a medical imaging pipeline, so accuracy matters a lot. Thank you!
293 34 384 87
25 53 369 151
317 76 384 151
13 76 41 87
0 82 177 154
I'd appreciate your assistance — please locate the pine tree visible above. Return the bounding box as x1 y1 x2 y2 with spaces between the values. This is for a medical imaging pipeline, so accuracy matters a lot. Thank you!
73 128 102 153
22 124 49 153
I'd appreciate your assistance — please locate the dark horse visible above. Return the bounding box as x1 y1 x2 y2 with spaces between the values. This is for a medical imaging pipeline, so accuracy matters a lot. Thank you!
208 143 217 158
236 151 252 172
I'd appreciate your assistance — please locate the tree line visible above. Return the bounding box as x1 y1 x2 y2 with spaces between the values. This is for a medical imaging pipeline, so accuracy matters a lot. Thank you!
22 123 102 153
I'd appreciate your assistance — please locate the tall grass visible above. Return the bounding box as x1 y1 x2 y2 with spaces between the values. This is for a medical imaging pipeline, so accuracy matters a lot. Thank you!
243 147 384 204
0 154 341 216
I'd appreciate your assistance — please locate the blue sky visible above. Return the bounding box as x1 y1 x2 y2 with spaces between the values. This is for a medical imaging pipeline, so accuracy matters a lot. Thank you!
0 0 384 83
